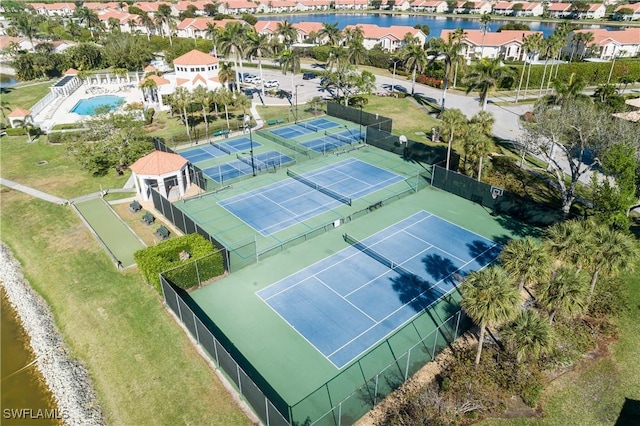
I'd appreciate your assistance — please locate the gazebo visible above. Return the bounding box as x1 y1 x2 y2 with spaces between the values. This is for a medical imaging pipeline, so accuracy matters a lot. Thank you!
129 151 190 201
7 107 32 128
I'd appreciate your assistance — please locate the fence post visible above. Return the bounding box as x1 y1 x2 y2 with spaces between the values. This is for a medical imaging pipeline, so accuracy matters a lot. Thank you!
454 310 461 340
195 258 201 286
265 397 270 426
404 349 411 380
193 312 200 343
374 373 379 405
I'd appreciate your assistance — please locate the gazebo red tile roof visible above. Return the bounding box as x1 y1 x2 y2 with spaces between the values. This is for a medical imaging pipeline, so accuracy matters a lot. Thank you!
173 49 219 66
64 67 78 75
129 151 188 175
8 107 31 118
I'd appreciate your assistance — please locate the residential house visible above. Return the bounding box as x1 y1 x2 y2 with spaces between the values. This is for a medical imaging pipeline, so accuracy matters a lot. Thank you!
333 0 369 10
28 2 76 17
176 18 237 39
411 1 449 13
343 24 427 51
171 1 215 16
575 3 606 19
293 22 325 44
566 28 640 60
299 0 332 11
84 2 123 13
142 49 223 110
0 36 33 57
440 29 543 60
217 0 259 15
516 2 544 17
131 2 171 16
267 0 301 13
97 11 142 33
391 0 413 11
547 3 573 18
491 2 514 15
614 3 640 20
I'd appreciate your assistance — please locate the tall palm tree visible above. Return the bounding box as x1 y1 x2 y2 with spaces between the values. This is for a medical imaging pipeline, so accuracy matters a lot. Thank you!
439 108 467 170
155 4 174 46
501 309 554 362
478 13 492 58
587 225 638 296
170 87 192 139
465 58 513 110
0 99 12 127
469 110 494 136
461 266 519 365
218 21 247 92
138 12 154 41
276 20 297 48
245 30 273 96
140 78 158 103
499 237 551 294
73 6 102 39
400 39 428 95
577 31 594 60
520 33 543 102
318 22 342 47
205 22 222 57
537 267 589 324
215 88 234 130
544 220 596 273
14 13 38 47
428 31 465 114
516 33 539 103
462 126 492 181
546 72 587 107
193 86 214 140
345 27 366 65
279 48 300 92
217 61 235 91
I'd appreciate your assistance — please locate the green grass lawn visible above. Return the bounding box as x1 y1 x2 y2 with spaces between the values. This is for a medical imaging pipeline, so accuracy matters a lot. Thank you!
146 110 246 144
0 191 250 425
0 136 129 199
1 80 55 110
363 96 440 140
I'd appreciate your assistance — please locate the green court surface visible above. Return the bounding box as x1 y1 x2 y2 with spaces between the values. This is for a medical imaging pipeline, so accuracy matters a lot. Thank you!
75 198 145 267
190 184 535 424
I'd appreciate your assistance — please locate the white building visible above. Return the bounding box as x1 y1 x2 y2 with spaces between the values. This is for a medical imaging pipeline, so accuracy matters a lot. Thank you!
566 28 640 60
440 29 543 61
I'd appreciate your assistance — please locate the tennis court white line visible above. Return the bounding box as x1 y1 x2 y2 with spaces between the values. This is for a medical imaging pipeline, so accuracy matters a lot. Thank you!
315 275 378 323
401 230 467 264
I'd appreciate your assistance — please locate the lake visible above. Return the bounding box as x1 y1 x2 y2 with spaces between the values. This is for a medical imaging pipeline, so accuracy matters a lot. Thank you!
259 13 611 39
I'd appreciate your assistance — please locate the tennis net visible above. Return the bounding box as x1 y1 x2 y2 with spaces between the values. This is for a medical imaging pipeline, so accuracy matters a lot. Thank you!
343 233 414 277
236 153 262 171
298 121 321 132
325 131 355 146
287 169 352 206
216 143 234 154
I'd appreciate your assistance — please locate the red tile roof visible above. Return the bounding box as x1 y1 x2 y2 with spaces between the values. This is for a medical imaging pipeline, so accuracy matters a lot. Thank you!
173 49 219 66
130 151 188 175
440 29 542 46
573 28 640 46
140 75 170 86
64 68 78 75
8 107 32 118
345 24 421 41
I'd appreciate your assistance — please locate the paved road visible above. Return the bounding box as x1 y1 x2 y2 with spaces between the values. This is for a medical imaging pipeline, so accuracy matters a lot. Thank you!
0 178 68 204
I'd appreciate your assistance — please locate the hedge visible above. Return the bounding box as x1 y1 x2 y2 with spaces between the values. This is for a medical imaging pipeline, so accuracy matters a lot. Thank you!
48 130 86 144
134 234 224 293
5 127 27 136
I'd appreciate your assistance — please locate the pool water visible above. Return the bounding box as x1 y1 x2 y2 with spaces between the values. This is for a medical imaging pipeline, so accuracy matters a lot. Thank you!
71 95 125 116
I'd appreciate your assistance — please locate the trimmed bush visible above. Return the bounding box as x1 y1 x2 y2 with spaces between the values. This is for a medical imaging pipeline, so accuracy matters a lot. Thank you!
144 107 155 125
5 127 27 136
134 234 224 293
51 123 83 131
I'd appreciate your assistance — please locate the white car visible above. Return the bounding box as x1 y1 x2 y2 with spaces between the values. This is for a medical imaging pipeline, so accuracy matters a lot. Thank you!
250 77 263 85
264 80 279 88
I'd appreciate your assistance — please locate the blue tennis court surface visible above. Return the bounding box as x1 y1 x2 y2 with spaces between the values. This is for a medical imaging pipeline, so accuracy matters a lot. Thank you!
302 129 364 153
270 118 340 139
202 150 294 183
178 137 262 164
219 158 405 236
257 211 502 368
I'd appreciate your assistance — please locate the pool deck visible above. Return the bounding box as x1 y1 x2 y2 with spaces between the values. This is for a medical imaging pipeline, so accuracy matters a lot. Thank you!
34 82 144 130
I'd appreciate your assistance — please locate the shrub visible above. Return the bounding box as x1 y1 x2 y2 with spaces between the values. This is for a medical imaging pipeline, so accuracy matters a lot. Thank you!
5 127 27 136
51 123 83 131
49 130 85 144
134 234 224 293
416 74 443 89
144 107 155 125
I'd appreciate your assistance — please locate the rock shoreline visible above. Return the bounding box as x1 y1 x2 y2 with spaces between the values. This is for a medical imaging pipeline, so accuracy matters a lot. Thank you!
0 243 104 425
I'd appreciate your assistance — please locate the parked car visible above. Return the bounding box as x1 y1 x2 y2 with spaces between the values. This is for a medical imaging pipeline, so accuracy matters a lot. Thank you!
251 77 263 85
264 79 279 88
302 72 317 80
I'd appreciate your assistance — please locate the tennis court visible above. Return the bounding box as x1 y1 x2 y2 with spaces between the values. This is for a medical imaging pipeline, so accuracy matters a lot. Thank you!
202 150 295 183
178 137 263 164
258 210 502 368
270 118 340 139
219 158 405 236
301 129 365 153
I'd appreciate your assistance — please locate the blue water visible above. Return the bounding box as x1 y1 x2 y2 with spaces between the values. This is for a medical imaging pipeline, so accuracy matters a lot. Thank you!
71 95 124 116
0 77 19 88
259 13 609 39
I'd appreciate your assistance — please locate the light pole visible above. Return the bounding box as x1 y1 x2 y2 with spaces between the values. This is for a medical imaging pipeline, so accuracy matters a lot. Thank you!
390 59 401 95
243 114 256 176
295 84 303 123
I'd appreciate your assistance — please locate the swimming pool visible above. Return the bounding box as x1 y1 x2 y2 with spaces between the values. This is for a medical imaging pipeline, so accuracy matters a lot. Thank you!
71 95 125 116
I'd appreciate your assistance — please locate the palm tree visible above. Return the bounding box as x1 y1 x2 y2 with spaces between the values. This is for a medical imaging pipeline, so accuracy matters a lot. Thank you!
462 126 492 181
587 225 638 296
461 266 519 365
439 108 467 170
155 4 174 46
14 13 38 47
74 6 102 39
501 309 554 362
276 20 297 48
15 116 36 143
537 267 589 324
205 22 222 57
520 33 543 102
169 87 192 139
478 13 492 58
400 40 428 95
515 33 540 103
547 73 587 107
318 22 342 47
140 78 158 103
217 61 235 91
279 48 300 93
469 110 494 136
139 12 154 41
499 237 551 294
345 27 366 65
593 83 618 103
577 31 594 60
465 58 513 110
0 99 12 127
218 21 247 91
214 88 234 129
544 220 596 273
193 86 214 140
428 32 465 114
245 30 273 96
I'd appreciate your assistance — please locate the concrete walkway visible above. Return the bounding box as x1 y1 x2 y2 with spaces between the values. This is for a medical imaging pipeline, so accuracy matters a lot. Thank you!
0 178 68 205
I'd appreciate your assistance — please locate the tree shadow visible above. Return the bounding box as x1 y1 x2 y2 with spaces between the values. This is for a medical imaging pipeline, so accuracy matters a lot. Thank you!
467 240 503 266
615 398 640 426
422 253 460 286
